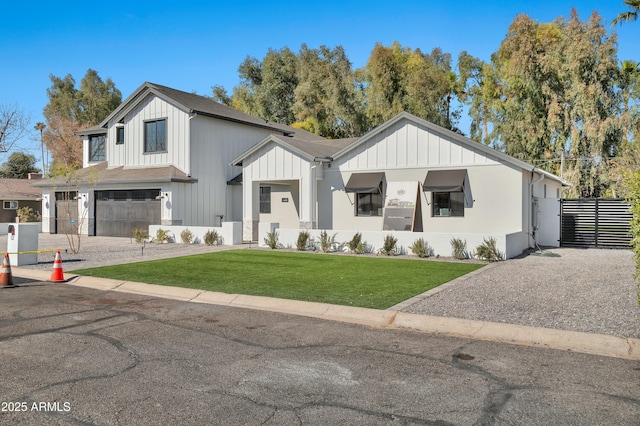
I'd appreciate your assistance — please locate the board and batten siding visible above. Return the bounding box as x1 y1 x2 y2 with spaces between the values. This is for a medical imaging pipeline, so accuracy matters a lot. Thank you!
334 120 499 171
179 117 284 227
106 95 191 171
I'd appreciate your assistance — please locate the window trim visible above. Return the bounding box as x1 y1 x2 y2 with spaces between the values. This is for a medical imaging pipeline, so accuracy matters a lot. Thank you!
355 191 383 217
3 201 18 210
88 134 106 162
116 126 125 145
144 118 168 154
259 186 271 214
432 191 465 217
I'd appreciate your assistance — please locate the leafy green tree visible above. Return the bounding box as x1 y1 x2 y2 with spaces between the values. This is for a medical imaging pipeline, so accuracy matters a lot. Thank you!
612 0 640 26
293 44 367 138
232 48 298 124
0 152 40 178
361 42 460 130
483 10 620 197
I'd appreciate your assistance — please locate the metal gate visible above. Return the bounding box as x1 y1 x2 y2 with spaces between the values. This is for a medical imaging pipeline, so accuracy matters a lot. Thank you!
560 198 632 248
94 189 161 237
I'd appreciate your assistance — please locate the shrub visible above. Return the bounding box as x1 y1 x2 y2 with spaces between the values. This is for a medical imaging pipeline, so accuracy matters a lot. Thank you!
475 237 503 262
16 206 40 222
296 230 311 251
180 228 194 244
410 238 431 258
204 229 220 246
378 234 398 256
348 232 366 254
264 231 280 249
133 228 148 244
319 230 337 253
624 169 640 306
450 238 468 260
155 228 170 244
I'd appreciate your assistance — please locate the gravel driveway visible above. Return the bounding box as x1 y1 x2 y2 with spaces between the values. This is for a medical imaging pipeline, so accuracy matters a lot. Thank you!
402 248 640 339
5 234 639 338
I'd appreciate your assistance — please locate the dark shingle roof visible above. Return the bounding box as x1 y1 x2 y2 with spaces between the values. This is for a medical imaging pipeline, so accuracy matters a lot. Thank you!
32 162 196 188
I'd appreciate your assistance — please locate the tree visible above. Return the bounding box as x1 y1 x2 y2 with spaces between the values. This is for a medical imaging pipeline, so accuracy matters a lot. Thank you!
42 69 121 174
361 42 460 130
0 104 30 153
232 48 298 124
0 152 40 178
480 10 620 197
293 44 367 138
612 0 640 26
34 122 47 175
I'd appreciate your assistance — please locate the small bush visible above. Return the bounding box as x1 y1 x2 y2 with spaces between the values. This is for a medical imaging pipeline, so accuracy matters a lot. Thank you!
264 231 280 249
410 238 431 258
476 237 503 262
204 229 220 246
450 238 468 260
133 228 148 244
319 230 337 253
378 234 398 256
180 228 194 244
348 232 366 254
16 206 40 222
155 228 170 244
296 230 311 251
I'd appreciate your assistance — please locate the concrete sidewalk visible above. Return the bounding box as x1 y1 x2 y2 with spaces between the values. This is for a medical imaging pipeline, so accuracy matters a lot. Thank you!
11 266 640 361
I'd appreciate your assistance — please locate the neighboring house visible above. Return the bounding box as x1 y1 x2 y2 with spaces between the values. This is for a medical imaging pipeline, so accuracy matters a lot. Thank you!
33 82 323 238
0 174 42 224
232 112 571 258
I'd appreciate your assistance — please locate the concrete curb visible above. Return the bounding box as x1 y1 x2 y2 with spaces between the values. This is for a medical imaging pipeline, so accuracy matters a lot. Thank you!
12 270 640 361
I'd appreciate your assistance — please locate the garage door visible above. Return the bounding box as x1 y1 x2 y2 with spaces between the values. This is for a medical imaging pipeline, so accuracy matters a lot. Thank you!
95 190 161 237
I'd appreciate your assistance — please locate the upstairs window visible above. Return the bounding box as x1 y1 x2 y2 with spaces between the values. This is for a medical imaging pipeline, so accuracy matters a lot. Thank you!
116 127 125 145
144 119 167 153
89 134 105 162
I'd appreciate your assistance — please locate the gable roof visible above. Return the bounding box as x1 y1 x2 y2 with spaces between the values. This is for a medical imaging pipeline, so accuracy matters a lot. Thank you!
88 82 323 142
331 112 571 186
232 134 357 166
0 178 42 200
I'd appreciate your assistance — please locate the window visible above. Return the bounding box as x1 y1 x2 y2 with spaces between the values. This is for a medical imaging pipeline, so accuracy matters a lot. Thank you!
3 201 18 210
433 192 464 217
89 134 105 162
116 127 125 145
356 192 383 216
144 119 167 153
260 187 271 213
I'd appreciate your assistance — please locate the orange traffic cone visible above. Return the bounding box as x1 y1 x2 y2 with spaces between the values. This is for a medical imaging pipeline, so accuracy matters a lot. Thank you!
0 253 15 288
50 250 65 282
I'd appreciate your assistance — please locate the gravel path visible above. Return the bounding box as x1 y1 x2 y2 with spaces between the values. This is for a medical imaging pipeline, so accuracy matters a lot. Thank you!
402 248 640 338
4 234 639 338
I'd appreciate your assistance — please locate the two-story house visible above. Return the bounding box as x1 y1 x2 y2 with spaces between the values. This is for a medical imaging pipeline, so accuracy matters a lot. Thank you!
34 82 323 239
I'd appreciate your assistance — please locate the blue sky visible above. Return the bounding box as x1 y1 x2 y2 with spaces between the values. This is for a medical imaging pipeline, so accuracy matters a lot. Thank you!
1 1 637 162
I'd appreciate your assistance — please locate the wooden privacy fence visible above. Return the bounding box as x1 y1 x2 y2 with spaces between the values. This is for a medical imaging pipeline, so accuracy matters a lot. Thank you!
560 198 632 248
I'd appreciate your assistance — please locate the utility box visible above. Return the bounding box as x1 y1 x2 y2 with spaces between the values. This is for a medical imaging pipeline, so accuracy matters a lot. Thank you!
7 223 39 266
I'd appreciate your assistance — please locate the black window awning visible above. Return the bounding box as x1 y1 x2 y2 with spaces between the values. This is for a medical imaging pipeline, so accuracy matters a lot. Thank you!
345 172 384 193
422 169 466 192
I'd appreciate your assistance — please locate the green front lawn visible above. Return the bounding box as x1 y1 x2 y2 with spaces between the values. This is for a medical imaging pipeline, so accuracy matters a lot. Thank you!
71 249 484 309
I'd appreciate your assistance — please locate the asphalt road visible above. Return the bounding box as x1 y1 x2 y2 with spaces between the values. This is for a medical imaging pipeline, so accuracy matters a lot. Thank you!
1 282 639 425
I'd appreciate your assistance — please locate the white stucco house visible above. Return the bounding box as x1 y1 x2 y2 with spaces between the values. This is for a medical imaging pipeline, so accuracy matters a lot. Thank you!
33 82 323 242
34 82 569 258
232 112 570 258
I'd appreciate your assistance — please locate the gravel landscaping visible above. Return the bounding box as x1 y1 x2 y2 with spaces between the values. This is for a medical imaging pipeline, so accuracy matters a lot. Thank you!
4 234 639 338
